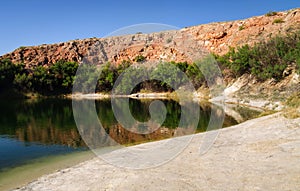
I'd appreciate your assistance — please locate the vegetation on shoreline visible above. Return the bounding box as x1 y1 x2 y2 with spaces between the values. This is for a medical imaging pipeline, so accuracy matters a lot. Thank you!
0 59 208 95
215 30 300 81
77 60 207 94
0 59 78 95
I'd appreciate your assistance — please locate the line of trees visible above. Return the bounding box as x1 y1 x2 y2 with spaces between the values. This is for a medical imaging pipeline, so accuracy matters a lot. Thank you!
0 58 207 95
0 59 79 95
82 60 207 94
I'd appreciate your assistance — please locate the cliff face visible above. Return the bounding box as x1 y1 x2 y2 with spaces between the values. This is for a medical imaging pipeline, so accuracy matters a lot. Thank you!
1 8 299 68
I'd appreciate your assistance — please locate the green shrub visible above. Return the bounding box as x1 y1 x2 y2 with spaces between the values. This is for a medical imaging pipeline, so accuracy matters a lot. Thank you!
265 11 277 16
273 18 284 24
114 65 149 94
239 25 245 31
216 30 300 81
133 55 146 62
296 58 300 74
7 60 79 94
97 62 117 92
166 38 172 43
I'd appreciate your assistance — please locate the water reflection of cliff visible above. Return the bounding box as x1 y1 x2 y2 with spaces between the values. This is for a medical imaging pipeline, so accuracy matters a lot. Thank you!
15 123 85 147
0 99 245 148
106 124 173 145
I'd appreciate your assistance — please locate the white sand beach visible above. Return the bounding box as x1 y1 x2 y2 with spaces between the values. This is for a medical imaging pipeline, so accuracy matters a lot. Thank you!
14 113 300 191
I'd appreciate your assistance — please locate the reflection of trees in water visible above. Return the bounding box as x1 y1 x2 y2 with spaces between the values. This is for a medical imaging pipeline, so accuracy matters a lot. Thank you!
98 99 238 145
15 121 85 148
0 98 240 148
96 99 238 146
0 99 85 148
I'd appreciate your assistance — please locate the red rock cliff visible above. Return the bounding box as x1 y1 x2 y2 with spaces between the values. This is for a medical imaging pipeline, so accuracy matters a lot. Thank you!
1 8 299 68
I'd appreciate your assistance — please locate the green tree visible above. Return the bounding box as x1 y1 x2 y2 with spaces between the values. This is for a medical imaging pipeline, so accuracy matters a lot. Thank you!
97 62 117 92
151 62 188 90
48 60 79 92
186 63 204 88
73 63 98 94
0 59 24 90
0 59 14 87
114 65 149 94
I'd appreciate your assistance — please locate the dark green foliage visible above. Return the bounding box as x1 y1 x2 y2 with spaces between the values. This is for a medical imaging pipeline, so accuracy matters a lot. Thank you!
116 60 131 75
32 66 49 90
216 30 300 81
73 63 98 94
196 55 221 84
186 63 205 88
0 59 15 87
114 65 149 94
151 62 187 89
166 38 172 43
97 61 132 92
49 60 78 90
98 61 207 93
0 59 79 95
14 73 32 90
265 11 277 16
222 45 252 76
133 55 146 62
291 39 300 74
0 59 24 90
273 18 284 24
97 62 117 92
32 61 79 94
297 57 300 74
0 57 214 95
171 61 189 72
238 25 245 31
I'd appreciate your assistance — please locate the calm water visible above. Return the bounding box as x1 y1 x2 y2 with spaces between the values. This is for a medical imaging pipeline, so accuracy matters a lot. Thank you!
0 98 261 171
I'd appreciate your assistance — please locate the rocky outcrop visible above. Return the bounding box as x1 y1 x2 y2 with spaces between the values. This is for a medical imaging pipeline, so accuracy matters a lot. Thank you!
1 8 300 68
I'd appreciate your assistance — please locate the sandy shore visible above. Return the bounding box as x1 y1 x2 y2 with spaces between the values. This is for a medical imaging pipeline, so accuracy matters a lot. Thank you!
0 151 94 191
13 113 300 191
69 92 171 99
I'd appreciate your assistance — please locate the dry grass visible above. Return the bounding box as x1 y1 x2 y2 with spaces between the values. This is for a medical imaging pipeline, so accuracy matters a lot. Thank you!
283 92 300 119
283 108 300 119
258 110 277 117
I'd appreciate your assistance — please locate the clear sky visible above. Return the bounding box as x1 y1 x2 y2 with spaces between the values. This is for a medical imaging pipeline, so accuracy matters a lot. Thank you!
0 0 299 55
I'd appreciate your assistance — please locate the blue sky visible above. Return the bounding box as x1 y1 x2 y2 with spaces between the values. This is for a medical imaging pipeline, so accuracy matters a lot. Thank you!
0 0 299 55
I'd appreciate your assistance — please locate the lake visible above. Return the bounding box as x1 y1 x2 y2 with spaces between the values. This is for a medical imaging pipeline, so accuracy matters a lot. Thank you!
0 98 261 172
